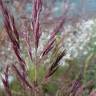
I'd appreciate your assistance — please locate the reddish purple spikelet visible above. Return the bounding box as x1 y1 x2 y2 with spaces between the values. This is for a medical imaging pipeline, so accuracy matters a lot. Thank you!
0 0 26 73
0 0 20 51
0 0 19 45
32 0 42 49
41 17 65 57
50 17 66 41
67 74 82 96
1 65 12 96
41 4 69 57
42 39 55 56
75 85 84 96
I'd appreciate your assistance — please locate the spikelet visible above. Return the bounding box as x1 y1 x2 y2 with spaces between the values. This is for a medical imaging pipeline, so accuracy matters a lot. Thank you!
1 65 12 96
45 50 65 79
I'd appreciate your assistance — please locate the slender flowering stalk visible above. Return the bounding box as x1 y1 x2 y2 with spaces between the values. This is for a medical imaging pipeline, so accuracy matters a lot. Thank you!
25 33 33 61
12 65 33 89
32 1 43 96
41 3 69 57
